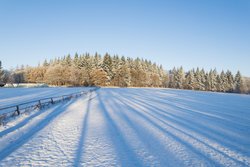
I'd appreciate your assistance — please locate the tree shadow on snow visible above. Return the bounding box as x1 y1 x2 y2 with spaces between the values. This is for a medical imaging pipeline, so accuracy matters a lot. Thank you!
95 90 143 166
111 90 248 166
0 100 74 161
73 93 91 166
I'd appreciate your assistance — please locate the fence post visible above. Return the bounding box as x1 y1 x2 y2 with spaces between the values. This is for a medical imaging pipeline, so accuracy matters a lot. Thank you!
16 105 20 115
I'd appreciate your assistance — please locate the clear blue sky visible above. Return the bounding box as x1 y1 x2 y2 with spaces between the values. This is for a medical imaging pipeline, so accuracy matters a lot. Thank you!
0 0 249 76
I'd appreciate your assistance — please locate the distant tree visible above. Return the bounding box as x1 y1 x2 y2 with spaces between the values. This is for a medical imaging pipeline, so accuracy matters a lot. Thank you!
2 70 11 84
112 56 131 87
216 74 222 92
93 52 102 69
0 61 4 85
200 68 206 91
0 61 3 73
206 69 217 91
26 66 47 83
234 71 244 93
44 64 65 85
161 72 169 88
69 67 84 86
168 67 177 88
91 69 108 86
244 77 250 94
10 52 247 94
12 71 25 84
102 53 113 85
195 68 205 90
176 66 185 89
226 70 234 92
220 70 228 92
185 69 195 90
43 59 49 67
73 53 80 68
130 58 147 87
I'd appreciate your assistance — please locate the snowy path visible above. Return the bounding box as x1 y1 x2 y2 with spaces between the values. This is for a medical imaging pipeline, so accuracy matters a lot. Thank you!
0 88 250 166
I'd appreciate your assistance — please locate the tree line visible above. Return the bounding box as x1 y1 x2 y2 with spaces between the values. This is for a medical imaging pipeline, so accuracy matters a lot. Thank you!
0 53 249 94
0 53 167 87
168 67 248 93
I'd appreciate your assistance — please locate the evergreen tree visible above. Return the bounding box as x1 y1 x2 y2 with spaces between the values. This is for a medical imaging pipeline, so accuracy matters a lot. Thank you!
117 57 130 87
235 71 243 93
10 52 247 94
73 53 80 68
93 52 102 69
65 54 72 66
168 67 177 88
176 67 185 89
207 69 217 91
220 70 228 92
185 69 195 90
130 58 145 87
43 59 49 67
199 68 206 91
226 70 234 92
102 53 113 85
216 74 222 92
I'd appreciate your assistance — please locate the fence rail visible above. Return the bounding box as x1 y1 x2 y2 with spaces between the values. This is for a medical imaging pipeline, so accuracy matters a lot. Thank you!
0 87 99 125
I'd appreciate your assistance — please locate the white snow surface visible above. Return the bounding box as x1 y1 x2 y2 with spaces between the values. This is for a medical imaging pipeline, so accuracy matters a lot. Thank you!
0 87 91 109
0 88 250 166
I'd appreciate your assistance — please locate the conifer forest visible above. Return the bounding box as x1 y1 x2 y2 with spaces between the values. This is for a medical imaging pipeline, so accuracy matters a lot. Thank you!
0 53 249 93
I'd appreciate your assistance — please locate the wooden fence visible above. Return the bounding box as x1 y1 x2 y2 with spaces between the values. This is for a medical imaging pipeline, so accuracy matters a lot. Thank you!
0 87 99 125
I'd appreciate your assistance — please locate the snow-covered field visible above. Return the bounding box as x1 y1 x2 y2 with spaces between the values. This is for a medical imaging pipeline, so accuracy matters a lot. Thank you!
0 88 250 166
0 87 91 109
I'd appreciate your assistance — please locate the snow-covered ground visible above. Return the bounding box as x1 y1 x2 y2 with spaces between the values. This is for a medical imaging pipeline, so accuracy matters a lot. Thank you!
0 87 91 109
0 88 250 166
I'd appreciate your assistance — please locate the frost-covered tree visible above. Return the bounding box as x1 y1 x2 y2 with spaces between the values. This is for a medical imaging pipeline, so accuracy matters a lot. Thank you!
73 53 80 68
199 68 206 91
185 69 195 90
11 52 247 93
176 67 185 89
216 74 222 92
43 59 49 67
93 52 102 69
206 69 217 91
44 64 65 85
220 70 228 92
102 53 113 85
226 70 234 92
121 59 131 87
91 68 108 86
168 67 177 88
130 58 146 87
235 71 243 93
